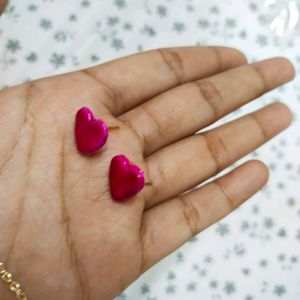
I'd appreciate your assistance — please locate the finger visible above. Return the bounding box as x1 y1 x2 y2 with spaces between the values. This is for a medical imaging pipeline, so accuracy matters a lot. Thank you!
145 103 291 208
120 57 295 155
0 0 7 15
81 46 247 115
141 160 268 272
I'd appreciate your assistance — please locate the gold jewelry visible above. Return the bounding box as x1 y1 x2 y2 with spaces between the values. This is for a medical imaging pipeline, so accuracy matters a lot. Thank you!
0 262 27 300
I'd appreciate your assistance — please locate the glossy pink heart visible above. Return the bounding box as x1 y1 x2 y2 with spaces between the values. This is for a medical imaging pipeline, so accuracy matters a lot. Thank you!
109 155 145 202
75 107 109 155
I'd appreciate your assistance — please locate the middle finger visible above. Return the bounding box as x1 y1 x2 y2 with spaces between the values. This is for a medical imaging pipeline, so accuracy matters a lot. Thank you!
120 57 294 156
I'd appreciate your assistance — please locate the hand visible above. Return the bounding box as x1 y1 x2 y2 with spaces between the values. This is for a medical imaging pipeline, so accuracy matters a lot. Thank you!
0 0 7 15
0 46 294 300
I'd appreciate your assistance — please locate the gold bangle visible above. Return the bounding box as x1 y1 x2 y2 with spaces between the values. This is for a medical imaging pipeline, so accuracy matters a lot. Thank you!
0 262 27 300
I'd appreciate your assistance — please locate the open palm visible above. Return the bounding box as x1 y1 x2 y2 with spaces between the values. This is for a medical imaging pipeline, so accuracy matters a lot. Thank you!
0 46 294 300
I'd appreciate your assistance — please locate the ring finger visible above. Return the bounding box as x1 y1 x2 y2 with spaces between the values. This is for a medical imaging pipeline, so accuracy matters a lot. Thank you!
145 102 292 208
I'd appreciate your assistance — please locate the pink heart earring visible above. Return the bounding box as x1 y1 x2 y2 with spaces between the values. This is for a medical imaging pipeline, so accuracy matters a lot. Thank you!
75 107 147 202
109 155 145 202
75 106 109 155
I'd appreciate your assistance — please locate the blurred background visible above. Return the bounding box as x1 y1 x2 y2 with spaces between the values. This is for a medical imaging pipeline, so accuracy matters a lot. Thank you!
0 0 299 299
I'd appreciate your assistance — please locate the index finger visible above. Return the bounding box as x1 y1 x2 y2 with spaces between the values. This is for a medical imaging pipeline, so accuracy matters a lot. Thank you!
82 46 247 115
0 0 7 14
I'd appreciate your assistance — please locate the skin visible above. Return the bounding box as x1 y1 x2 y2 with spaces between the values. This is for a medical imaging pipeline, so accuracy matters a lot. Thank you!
0 0 7 15
0 46 295 299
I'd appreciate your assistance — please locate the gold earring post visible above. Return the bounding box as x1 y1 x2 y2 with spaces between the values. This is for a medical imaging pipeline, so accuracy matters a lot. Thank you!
108 126 120 130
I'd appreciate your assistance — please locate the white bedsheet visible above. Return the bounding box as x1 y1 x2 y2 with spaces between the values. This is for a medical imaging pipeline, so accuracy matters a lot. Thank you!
0 1 299 299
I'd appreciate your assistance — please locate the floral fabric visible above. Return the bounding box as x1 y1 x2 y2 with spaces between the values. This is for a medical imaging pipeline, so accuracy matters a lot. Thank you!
0 1 299 299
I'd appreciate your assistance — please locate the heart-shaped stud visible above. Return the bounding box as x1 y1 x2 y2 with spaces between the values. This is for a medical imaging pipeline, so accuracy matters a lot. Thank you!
75 107 109 155
109 155 145 202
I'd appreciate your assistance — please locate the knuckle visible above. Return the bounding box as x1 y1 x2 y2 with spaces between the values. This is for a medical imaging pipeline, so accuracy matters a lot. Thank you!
81 69 122 114
250 64 269 93
156 48 184 84
146 158 166 202
193 80 224 118
202 132 230 173
214 181 236 211
208 46 224 72
248 113 268 141
177 195 200 237
139 106 164 143
121 118 146 148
